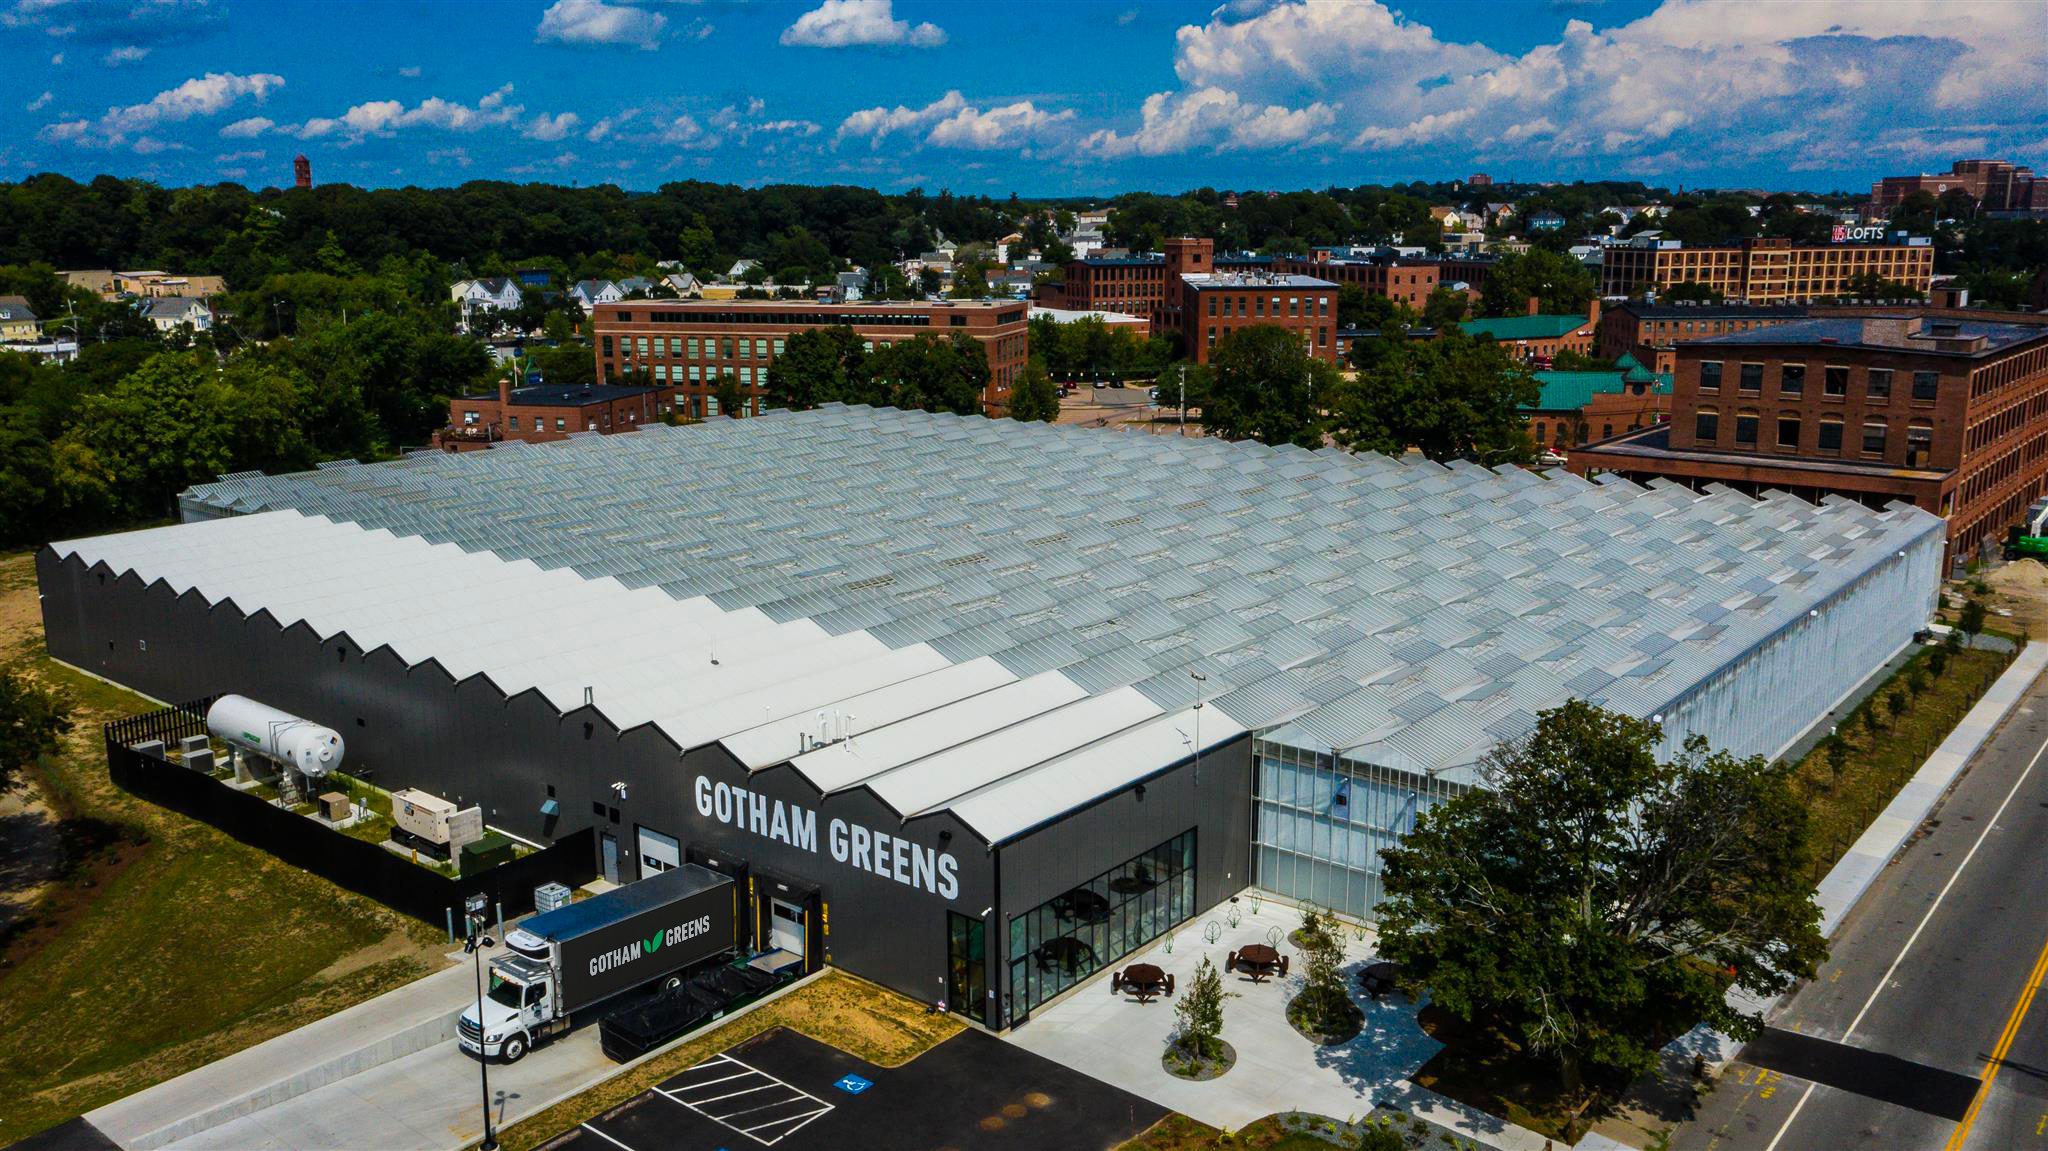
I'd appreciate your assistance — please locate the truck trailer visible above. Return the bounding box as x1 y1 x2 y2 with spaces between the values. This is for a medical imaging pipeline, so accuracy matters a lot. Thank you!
459 864 736 1062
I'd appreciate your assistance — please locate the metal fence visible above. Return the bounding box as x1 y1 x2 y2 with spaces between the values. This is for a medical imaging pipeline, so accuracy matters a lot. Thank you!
104 700 595 926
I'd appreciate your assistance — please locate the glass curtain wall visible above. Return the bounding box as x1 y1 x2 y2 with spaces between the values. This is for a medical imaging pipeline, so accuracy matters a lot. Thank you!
1252 740 1467 921
1006 829 1195 1024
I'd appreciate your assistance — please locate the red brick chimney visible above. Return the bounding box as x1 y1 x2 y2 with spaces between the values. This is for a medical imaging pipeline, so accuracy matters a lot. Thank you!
498 372 512 407
1527 296 1542 316
1586 297 1601 327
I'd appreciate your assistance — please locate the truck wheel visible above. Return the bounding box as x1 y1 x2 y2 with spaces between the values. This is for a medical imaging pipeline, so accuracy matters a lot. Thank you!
501 1034 528 1063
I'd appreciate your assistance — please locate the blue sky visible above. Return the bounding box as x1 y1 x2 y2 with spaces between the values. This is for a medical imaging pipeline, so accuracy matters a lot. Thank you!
5 0 2045 196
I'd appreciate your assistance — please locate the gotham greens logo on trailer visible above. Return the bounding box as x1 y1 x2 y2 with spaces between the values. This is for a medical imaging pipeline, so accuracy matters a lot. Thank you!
588 914 714 977
693 775 960 900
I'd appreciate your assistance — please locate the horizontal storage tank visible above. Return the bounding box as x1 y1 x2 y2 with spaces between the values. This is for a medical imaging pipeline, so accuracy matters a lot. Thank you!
206 695 345 777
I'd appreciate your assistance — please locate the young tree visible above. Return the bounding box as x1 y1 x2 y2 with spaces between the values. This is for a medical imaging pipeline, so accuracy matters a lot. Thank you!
713 372 746 418
1958 598 1988 646
1376 701 1826 1096
1333 329 1540 464
0 669 72 794
1196 324 1338 447
1290 905 1358 1037
1006 359 1060 423
1173 954 1234 1062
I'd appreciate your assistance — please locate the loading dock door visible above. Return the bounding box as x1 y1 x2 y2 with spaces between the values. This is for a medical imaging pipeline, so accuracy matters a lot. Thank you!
770 898 807 956
638 827 680 875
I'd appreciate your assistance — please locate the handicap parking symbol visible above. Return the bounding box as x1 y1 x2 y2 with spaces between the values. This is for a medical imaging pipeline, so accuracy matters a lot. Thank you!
835 1074 873 1095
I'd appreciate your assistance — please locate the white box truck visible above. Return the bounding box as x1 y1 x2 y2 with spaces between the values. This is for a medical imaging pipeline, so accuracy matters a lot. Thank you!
459 864 736 1062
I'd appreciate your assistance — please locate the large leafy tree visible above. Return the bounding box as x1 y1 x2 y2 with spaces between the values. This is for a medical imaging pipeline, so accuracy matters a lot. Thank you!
1479 249 1597 317
1377 701 1826 1098
765 325 870 410
1333 328 1539 464
1006 359 1060 423
1191 324 1338 448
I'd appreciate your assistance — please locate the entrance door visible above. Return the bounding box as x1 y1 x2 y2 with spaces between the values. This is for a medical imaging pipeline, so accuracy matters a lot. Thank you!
946 912 985 1020
770 899 807 956
600 832 620 884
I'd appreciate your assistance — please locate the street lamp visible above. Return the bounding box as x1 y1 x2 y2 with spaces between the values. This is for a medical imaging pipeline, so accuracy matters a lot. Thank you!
1190 670 1208 784
463 893 499 1151
1177 364 1189 437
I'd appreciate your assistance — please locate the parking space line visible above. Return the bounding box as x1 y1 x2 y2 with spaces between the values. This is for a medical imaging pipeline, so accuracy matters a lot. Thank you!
578 1122 638 1151
654 1053 836 1147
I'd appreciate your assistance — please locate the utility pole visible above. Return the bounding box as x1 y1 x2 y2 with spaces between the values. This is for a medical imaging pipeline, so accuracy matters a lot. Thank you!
463 894 499 1151
1190 670 1207 784
1177 364 1188 437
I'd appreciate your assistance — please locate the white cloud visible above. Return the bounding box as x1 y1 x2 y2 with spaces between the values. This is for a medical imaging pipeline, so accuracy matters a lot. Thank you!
219 116 273 138
524 111 581 141
295 84 521 140
26 90 51 112
781 0 945 49
49 52 62 65
1078 0 2048 167
926 100 1075 150
43 72 285 146
131 136 184 154
215 149 264 162
427 146 472 167
101 44 149 66
662 114 718 150
398 65 421 78
536 0 665 50
1081 86 1332 157
834 90 964 145
1116 8 1138 25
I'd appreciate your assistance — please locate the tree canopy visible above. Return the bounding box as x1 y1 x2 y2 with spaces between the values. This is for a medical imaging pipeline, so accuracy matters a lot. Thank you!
1334 328 1539 464
1376 701 1826 1093
1479 249 1597 317
1188 325 1341 448
762 327 989 417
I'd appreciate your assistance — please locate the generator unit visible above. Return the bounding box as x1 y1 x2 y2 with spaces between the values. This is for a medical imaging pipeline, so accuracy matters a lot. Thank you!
390 788 484 858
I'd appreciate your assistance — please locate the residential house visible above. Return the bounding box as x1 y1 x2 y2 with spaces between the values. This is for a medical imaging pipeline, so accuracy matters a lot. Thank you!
451 277 523 312
1429 206 1471 232
1526 210 1566 232
570 279 624 311
836 269 869 302
0 296 40 343
142 296 213 335
663 272 704 298
726 259 763 282
614 276 657 299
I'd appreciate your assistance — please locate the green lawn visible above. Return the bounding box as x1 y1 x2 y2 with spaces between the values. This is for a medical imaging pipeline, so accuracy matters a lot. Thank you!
0 552 446 1142
1790 643 2014 877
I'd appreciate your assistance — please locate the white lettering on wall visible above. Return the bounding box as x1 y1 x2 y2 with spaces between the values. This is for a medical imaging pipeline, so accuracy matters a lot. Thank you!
691 775 962 902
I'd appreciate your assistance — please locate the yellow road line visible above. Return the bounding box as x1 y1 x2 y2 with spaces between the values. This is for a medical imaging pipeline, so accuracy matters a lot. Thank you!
1946 922 2048 1149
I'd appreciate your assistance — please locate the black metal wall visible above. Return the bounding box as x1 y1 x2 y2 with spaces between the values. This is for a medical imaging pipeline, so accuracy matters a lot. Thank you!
42 549 1003 1022
990 733 1255 1026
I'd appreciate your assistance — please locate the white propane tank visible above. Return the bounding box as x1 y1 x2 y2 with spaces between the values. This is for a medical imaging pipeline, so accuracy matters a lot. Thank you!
206 695 345 777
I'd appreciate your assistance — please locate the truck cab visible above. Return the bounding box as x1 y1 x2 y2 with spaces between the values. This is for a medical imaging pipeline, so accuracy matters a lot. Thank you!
459 951 558 1062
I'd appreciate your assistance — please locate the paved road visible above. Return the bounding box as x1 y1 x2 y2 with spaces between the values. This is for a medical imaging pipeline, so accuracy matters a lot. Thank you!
1676 666 2048 1151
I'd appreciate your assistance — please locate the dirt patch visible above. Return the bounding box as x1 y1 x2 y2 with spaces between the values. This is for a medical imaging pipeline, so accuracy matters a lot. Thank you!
1980 562 2048 636
311 927 446 983
0 782 63 932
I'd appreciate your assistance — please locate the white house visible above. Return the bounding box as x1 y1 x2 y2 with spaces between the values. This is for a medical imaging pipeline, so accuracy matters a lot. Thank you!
451 278 522 311
143 296 213 334
570 279 623 311
663 272 704 298
726 259 762 281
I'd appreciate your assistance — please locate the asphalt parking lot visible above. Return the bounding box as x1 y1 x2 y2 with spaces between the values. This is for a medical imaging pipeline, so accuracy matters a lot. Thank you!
547 1026 1165 1151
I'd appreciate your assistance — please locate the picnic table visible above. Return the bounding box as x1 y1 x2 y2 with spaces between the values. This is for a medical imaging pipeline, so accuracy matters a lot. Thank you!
1112 962 1175 1003
1226 942 1288 983
1358 960 1402 1000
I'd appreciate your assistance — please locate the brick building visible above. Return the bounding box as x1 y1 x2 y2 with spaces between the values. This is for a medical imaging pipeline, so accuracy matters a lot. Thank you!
1524 353 1673 453
1288 247 1440 311
1568 310 2048 564
1598 301 1809 373
438 378 662 450
592 298 1030 417
1867 159 2041 219
1459 299 1602 365
1600 235 1934 303
1435 252 1497 293
1162 237 1337 365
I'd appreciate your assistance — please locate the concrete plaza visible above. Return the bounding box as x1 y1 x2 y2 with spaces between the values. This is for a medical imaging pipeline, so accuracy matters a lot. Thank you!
1005 898 1552 1151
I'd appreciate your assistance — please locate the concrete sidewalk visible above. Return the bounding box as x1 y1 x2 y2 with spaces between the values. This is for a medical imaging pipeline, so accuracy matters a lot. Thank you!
86 953 475 1150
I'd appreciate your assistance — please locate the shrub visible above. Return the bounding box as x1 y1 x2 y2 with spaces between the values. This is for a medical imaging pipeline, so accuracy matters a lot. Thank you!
1173 955 1234 1062
1355 1119 1406 1151
1929 648 1950 677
